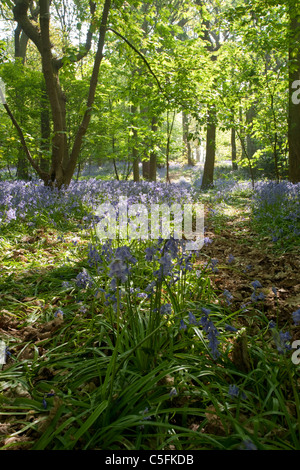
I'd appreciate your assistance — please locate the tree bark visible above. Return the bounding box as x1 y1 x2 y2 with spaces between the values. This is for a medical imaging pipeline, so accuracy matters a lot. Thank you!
231 127 238 170
15 23 30 179
149 116 157 182
182 112 194 165
40 79 50 172
10 0 111 188
246 105 260 160
142 160 150 180
201 106 216 189
65 0 111 187
130 104 139 182
288 9 300 183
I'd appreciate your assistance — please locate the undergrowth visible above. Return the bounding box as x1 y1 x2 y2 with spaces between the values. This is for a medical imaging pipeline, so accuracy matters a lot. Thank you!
0 175 299 450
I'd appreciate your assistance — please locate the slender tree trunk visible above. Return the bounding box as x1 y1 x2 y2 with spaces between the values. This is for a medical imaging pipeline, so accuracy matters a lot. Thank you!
166 111 174 183
246 105 259 160
182 112 194 165
40 79 50 172
132 148 140 182
11 0 111 188
201 106 216 189
141 105 151 180
65 0 111 187
238 106 246 161
15 25 29 180
231 127 238 170
149 116 157 182
142 160 150 179
130 105 139 182
288 9 300 183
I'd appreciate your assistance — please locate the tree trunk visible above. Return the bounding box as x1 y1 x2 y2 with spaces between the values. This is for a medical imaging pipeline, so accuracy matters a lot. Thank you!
149 116 157 182
288 9 300 183
11 0 111 189
142 160 150 180
130 104 139 182
182 112 194 165
15 24 29 180
132 149 140 182
201 106 216 189
40 79 50 172
246 105 259 159
231 127 238 170
238 106 247 162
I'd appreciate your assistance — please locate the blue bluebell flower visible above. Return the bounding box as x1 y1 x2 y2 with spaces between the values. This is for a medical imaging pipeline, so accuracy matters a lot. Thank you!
241 439 257 450
227 254 235 264
54 309 64 318
268 320 276 329
108 258 129 283
228 384 239 398
76 269 94 289
272 286 277 296
201 307 211 316
160 304 172 315
292 309 300 325
188 312 198 325
270 325 292 354
145 246 157 262
223 289 233 305
251 280 262 289
225 324 238 332
159 252 173 276
169 388 178 397
200 311 220 359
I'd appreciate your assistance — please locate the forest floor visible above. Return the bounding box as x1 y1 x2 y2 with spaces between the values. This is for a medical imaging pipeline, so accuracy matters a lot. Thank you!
0 175 299 450
202 197 300 332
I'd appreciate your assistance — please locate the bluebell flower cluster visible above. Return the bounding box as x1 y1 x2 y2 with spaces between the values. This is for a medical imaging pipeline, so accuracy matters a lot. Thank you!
75 269 94 289
204 258 219 273
268 321 292 355
160 303 172 315
252 181 300 245
87 244 102 268
223 289 233 306
228 384 247 400
251 280 265 302
241 439 257 450
108 258 129 284
292 309 300 325
0 178 194 229
228 384 239 398
225 324 238 332
227 254 235 264
199 308 220 359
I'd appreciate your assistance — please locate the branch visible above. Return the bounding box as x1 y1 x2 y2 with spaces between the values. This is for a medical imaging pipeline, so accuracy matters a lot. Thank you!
53 1 97 70
2 101 49 181
13 0 42 53
107 27 164 95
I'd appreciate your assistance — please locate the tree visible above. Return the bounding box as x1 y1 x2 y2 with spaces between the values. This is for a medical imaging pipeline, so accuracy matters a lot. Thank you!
2 0 111 188
199 0 222 190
